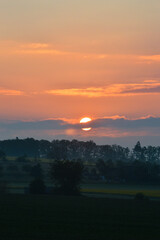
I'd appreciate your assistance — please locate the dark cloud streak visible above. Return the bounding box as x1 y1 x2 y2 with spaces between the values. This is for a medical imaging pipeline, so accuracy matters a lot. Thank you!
122 86 160 94
0 117 160 147
1 117 160 131
90 117 160 129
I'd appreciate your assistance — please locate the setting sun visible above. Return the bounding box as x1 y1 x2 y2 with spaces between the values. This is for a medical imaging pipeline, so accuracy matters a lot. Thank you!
80 117 92 124
80 117 92 131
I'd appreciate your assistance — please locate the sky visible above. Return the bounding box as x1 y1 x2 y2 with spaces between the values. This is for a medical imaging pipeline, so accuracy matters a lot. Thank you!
0 0 160 147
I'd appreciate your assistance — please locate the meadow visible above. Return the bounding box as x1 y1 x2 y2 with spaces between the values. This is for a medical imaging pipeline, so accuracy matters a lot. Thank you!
6 182 160 199
2 157 160 199
0 194 160 240
1 157 160 239
81 183 160 198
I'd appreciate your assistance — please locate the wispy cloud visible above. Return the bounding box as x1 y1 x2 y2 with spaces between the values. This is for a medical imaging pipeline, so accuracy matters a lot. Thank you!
46 88 107 97
0 41 72 56
2 82 160 98
0 88 24 96
16 42 71 55
21 43 49 49
45 82 160 98
140 55 160 62
2 41 160 65
17 49 70 56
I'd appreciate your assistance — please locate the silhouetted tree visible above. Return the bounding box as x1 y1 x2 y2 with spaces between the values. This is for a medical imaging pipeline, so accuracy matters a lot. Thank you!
133 141 145 161
22 164 32 173
16 155 28 162
135 192 147 201
0 150 6 161
133 160 148 182
29 178 46 194
48 140 68 160
30 163 43 179
50 160 83 195
145 146 157 162
96 159 106 176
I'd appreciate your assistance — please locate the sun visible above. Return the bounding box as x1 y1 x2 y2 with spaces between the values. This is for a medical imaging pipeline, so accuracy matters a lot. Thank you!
80 117 92 131
80 117 92 124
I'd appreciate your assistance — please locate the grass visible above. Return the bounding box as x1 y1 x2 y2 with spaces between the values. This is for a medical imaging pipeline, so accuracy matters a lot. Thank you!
5 182 160 198
0 194 160 239
81 188 160 197
6 156 52 163
81 183 160 198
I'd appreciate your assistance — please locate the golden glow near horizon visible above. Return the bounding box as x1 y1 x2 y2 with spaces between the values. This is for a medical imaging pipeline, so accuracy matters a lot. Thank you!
82 127 92 131
80 117 92 131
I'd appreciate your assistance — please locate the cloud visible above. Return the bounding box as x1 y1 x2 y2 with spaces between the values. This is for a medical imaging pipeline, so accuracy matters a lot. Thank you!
15 42 70 55
45 82 160 98
0 88 24 96
0 41 72 56
46 88 108 97
121 84 160 94
0 119 74 130
1 116 160 146
1 116 160 132
2 82 160 98
140 55 160 62
16 49 70 56
2 41 160 64
21 43 49 49
89 116 160 129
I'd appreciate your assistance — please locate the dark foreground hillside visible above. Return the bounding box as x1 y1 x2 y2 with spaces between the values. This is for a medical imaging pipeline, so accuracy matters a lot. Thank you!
0 195 160 240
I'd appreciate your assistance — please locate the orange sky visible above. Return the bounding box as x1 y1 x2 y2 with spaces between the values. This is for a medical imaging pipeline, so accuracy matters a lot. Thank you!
0 0 160 145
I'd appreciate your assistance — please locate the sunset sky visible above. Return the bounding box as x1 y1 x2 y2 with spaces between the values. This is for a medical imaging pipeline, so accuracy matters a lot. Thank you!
0 0 160 146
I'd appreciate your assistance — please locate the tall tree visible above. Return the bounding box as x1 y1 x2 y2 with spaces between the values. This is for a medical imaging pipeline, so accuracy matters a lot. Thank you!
133 141 145 161
50 160 83 195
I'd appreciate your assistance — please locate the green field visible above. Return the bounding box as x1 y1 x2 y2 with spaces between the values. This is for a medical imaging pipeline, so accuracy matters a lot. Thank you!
0 194 160 240
5 182 160 199
2 157 160 199
81 183 160 198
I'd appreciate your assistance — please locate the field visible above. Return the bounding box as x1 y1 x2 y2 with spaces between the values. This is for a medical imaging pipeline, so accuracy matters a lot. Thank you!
1 158 160 239
6 182 160 199
1 157 160 199
0 194 160 240
81 183 160 198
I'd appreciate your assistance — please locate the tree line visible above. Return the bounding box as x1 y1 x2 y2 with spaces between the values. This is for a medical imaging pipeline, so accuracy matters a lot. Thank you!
1 138 160 194
0 138 160 164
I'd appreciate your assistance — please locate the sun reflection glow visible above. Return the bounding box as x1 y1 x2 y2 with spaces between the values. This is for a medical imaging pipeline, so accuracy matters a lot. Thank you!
82 127 92 131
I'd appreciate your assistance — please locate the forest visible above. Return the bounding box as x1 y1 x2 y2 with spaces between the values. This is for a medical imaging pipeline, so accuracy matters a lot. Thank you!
0 138 160 163
0 138 160 184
